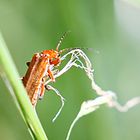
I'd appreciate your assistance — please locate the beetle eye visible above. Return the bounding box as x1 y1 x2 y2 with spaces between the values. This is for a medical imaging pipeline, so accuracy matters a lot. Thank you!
58 54 61 57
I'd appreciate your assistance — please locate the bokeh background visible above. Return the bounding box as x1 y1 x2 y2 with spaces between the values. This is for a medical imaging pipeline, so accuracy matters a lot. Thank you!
0 0 140 140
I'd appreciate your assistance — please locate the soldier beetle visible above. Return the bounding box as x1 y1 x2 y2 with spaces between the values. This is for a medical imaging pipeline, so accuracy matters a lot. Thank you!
22 32 68 107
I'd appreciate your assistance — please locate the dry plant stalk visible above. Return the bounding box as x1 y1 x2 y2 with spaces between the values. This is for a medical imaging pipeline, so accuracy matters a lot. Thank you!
45 48 140 140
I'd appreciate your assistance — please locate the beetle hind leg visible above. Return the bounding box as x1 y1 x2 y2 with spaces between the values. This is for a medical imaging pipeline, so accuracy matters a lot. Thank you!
38 83 45 100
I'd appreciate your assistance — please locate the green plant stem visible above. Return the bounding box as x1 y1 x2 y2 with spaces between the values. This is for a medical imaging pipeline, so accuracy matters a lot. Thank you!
0 33 48 140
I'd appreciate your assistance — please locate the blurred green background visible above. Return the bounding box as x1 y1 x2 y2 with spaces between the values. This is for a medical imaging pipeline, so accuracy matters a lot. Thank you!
0 0 140 140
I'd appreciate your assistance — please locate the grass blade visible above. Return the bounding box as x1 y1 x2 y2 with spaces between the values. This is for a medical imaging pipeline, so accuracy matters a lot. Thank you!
0 33 48 140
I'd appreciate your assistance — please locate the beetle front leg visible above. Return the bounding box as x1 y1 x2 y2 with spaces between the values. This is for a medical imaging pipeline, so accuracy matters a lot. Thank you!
47 68 55 82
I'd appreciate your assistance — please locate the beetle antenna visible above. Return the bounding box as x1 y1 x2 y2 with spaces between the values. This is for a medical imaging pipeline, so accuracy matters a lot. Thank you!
59 47 93 54
56 31 71 51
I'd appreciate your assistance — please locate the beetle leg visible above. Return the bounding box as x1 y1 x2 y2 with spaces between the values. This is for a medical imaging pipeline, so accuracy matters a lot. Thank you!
47 68 55 82
38 77 46 100
38 83 45 100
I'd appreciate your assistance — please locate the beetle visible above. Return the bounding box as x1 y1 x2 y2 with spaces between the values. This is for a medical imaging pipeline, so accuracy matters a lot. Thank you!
22 32 67 107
